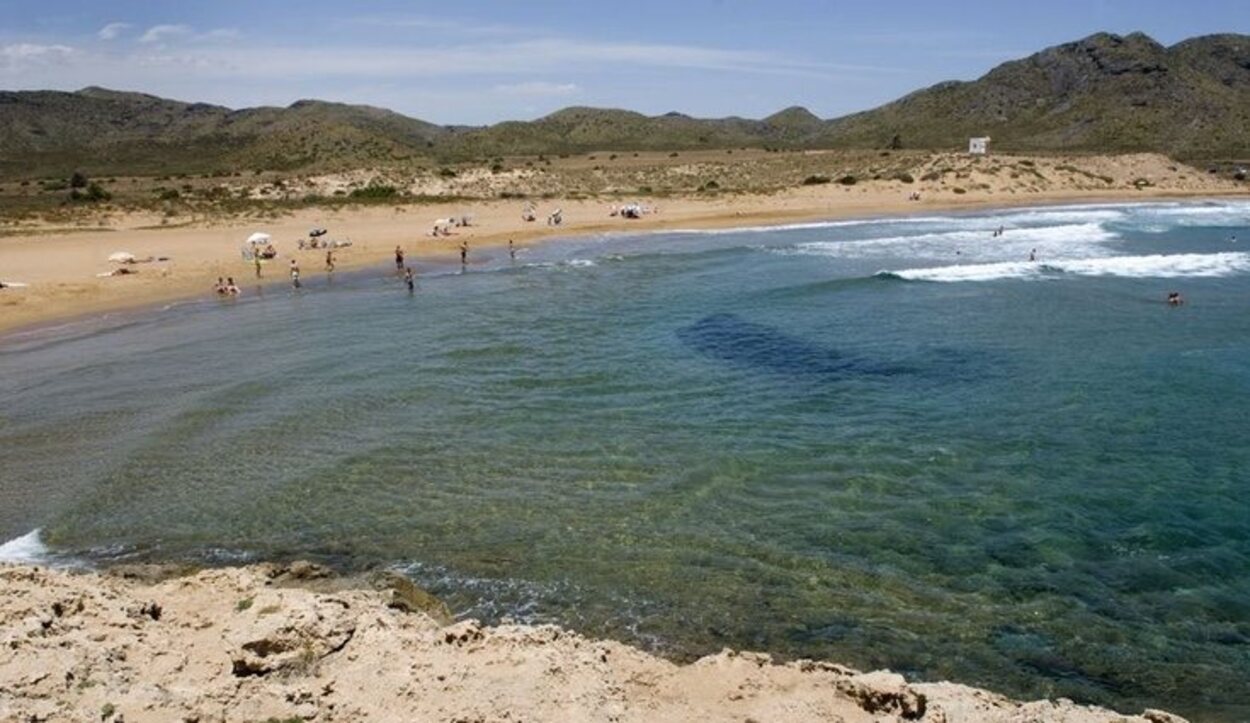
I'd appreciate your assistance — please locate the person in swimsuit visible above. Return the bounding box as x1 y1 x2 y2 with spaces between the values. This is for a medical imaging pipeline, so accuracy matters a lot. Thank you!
395 246 405 270
404 266 415 292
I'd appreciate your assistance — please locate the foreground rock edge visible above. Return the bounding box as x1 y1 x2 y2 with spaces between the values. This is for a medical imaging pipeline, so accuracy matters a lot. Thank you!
0 563 1187 723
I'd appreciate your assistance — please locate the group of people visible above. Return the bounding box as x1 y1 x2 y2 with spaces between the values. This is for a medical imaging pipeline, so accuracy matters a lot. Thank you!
222 237 523 299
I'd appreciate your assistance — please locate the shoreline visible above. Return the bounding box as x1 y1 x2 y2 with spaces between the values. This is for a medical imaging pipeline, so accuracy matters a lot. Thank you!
2 185 1246 339
0 561 1191 723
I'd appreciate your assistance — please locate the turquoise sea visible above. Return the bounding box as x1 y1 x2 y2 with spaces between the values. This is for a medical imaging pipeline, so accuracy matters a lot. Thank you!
2 200 1249 720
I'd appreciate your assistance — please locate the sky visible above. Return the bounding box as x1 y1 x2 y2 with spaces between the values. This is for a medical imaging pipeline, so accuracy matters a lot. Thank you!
1 0 1247 125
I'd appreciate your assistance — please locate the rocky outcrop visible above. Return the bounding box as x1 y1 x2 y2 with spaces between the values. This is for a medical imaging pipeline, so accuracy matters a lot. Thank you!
0 563 1189 723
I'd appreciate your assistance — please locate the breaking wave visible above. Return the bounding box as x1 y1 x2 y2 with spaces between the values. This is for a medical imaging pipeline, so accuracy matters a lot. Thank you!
877 252 1250 282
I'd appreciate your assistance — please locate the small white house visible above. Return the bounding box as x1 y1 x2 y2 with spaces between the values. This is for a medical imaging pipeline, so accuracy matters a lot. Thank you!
968 137 991 155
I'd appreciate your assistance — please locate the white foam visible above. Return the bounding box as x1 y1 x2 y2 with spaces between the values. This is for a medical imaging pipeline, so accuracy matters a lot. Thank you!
793 222 1119 261
880 252 1250 282
0 529 49 564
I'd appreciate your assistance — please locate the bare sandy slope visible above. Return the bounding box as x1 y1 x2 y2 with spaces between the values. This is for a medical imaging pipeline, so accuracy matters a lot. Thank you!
1 152 1244 336
0 563 1188 723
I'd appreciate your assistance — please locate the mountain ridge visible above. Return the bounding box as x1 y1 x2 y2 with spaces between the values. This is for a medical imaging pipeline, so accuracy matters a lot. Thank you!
1 31 1248 177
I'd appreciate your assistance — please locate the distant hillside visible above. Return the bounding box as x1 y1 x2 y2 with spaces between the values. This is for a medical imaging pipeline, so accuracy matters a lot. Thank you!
0 87 453 177
1 31 1248 178
822 32 1250 157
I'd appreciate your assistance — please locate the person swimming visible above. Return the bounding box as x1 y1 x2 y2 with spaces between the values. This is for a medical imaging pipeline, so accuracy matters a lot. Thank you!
1167 291 1184 306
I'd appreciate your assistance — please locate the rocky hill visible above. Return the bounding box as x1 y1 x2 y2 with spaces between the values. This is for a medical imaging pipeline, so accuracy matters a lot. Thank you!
822 32 1250 157
1 32 1247 178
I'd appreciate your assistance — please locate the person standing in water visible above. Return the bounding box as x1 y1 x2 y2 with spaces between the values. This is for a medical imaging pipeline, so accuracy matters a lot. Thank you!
404 266 415 293
509 239 516 262
254 253 263 278
395 245 405 270
460 241 469 267
1029 248 1037 262
325 249 335 273
290 259 301 289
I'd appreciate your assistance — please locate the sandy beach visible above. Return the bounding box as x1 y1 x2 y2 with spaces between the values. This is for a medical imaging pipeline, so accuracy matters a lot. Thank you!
0 562 1191 723
2 152 1244 336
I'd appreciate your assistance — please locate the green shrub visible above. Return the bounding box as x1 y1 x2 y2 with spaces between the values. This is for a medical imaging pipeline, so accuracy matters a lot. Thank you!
837 175 857 186
235 597 254 612
70 171 88 189
952 187 967 194
158 189 181 201
801 175 831 185
69 183 111 203
894 172 915 184
437 168 457 178
920 171 941 182
349 184 399 199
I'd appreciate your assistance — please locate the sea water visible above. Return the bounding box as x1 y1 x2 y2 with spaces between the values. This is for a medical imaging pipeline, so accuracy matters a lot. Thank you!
2 201 1249 719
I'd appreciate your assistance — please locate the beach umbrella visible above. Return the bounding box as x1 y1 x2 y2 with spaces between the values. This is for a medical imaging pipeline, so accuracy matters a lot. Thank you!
246 232 272 245
108 251 136 263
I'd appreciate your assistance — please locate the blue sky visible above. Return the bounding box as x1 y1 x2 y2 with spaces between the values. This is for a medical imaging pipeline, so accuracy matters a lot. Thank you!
1 0 1246 124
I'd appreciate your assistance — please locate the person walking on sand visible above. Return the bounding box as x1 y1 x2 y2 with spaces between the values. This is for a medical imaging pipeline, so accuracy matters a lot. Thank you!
290 259 301 289
325 249 335 273
404 266 415 293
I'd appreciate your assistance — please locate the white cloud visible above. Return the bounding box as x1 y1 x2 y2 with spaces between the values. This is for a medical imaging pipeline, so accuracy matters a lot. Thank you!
0 43 75 67
98 23 132 41
162 38 860 80
493 81 579 97
139 24 193 44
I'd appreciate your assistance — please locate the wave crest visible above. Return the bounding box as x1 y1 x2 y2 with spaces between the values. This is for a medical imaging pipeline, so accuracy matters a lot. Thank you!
878 252 1250 282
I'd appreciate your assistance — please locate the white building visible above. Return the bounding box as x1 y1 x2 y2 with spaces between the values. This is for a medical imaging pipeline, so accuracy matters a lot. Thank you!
968 137 991 155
